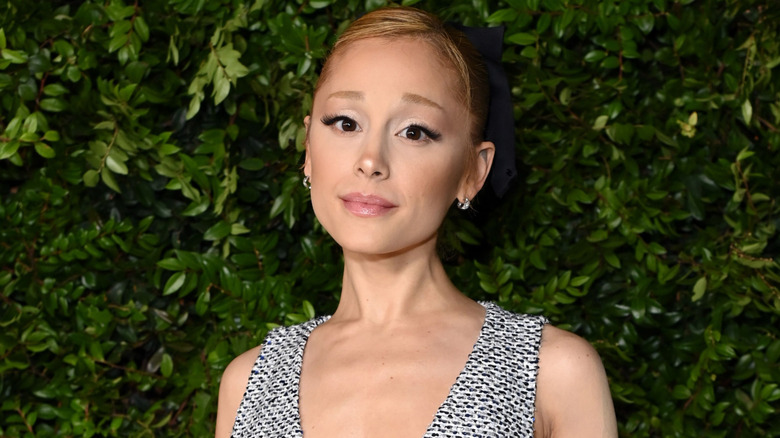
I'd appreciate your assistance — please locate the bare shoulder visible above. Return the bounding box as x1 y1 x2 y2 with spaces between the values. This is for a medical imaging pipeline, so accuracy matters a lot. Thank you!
534 325 617 438
215 345 262 438
538 325 602 373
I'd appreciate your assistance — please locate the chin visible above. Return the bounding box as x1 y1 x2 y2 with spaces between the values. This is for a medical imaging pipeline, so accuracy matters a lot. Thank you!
334 232 438 259
333 236 396 256
314 202 441 257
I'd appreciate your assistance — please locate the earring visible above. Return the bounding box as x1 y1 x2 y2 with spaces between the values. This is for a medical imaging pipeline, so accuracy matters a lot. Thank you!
457 197 471 210
302 175 311 190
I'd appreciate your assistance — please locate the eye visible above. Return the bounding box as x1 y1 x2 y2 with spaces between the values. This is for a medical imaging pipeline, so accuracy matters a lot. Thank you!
321 115 359 133
398 124 441 142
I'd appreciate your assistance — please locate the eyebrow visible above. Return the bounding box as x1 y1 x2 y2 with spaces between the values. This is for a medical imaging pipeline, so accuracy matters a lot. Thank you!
327 90 364 100
402 93 443 110
326 90 443 110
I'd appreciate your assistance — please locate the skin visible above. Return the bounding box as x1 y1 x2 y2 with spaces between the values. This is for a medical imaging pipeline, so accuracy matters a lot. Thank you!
215 37 617 438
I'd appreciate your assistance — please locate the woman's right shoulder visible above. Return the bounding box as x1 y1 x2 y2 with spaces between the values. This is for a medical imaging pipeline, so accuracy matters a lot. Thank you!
214 345 263 438
223 345 263 386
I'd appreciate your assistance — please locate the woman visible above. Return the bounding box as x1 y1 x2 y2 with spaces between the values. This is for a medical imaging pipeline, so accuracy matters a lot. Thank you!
216 6 617 437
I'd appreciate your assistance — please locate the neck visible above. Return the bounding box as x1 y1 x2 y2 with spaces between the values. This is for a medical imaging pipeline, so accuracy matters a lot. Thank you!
333 238 466 324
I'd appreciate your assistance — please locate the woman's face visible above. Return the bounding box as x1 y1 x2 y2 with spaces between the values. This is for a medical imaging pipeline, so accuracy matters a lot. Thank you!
304 37 493 257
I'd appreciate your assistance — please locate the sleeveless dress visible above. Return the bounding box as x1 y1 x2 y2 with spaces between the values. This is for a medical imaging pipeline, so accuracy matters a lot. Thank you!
231 302 548 437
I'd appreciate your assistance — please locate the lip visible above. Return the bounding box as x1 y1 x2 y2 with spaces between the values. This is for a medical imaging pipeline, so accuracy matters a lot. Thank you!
340 193 397 217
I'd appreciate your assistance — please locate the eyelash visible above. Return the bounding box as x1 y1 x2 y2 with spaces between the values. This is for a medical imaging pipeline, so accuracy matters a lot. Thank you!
401 124 441 142
321 114 358 132
320 114 442 142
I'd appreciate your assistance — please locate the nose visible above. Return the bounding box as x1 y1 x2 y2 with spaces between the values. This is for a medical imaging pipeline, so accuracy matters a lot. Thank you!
354 133 389 179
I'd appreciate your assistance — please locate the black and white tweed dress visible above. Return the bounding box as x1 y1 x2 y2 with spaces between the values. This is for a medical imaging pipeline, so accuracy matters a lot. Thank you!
231 302 548 437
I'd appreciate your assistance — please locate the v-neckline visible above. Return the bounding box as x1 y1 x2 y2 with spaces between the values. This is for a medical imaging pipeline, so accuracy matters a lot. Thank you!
292 301 494 437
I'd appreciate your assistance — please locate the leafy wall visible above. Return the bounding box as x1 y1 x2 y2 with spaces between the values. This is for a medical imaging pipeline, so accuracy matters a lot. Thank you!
1 0 778 436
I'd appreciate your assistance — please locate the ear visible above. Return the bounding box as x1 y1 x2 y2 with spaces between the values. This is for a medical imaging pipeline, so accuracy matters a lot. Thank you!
303 115 312 176
459 140 495 198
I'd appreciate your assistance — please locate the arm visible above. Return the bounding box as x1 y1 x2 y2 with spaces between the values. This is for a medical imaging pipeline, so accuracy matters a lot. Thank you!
533 325 617 438
215 346 262 438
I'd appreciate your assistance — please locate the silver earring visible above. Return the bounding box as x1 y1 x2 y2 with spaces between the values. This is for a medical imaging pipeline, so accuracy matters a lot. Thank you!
302 175 311 190
457 197 471 210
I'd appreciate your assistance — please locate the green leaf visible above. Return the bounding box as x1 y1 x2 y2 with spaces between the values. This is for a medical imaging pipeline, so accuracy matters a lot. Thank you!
302 300 315 319
20 132 39 142
536 13 551 33
604 252 621 268
553 292 576 304
584 50 606 63
673 384 691 399
529 250 546 270
203 221 231 241
606 123 635 144
507 32 536 46
179 153 209 190
239 158 264 170
737 147 754 161
741 99 753 124
105 154 129 175
133 16 150 42
269 194 288 218
601 56 620 69
182 197 210 216
34 142 55 158
39 98 67 112
66 65 81 82
567 189 592 204
231 223 250 235
570 276 590 287
767 340 780 363
83 169 100 187
89 340 105 362
633 14 655 34
160 353 173 377
456 231 479 245
43 130 60 142
587 230 609 242
559 87 571 105
1 49 27 63
520 46 537 58
213 73 231 105
654 128 678 147
43 84 69 97
486 8 518 25
186 95 202 120
101 168 121 192
163 272 186 295
157 258 185 271
3 116 22 138
480 280 498 294
108 34 128 53
692 277 707 301
593 115 609 130
0 140 21 159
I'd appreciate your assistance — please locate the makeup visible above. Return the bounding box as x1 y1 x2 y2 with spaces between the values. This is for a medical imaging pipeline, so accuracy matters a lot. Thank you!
340 193 397 217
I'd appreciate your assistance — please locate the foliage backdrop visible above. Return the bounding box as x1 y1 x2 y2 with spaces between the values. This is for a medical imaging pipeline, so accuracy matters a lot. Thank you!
1 0 778 436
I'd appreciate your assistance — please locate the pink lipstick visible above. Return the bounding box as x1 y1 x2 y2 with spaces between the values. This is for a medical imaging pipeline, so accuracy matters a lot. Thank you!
341 193 397 217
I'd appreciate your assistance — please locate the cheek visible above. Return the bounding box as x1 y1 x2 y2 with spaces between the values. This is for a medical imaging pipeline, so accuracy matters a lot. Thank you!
306 137 348 231
308 151 336 205
308 128 344 179
403 151 466 202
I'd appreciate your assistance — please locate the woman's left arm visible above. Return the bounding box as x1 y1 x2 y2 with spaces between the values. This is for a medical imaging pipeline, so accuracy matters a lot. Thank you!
533 325 618 438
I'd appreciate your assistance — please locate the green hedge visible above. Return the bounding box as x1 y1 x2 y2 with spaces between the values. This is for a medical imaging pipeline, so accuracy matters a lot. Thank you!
1 0 778 436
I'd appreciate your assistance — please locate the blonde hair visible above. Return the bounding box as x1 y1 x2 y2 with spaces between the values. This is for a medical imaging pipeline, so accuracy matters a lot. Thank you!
314 6 490 146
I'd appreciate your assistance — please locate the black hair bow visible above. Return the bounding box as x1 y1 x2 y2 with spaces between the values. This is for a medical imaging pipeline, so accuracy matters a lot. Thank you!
453 24 517 199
